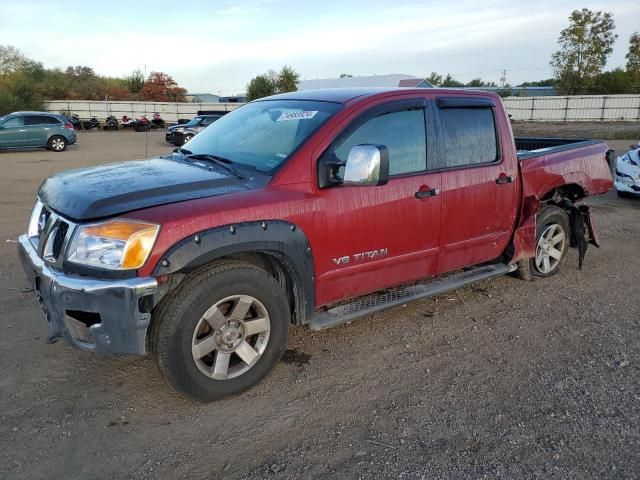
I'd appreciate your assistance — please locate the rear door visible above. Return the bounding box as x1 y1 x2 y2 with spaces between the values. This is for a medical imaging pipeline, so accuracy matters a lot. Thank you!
315 98 442 305
434 97 518 273
23 115 54 146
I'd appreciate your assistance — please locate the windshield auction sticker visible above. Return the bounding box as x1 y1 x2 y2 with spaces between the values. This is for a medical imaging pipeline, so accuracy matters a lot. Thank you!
277 111 318 122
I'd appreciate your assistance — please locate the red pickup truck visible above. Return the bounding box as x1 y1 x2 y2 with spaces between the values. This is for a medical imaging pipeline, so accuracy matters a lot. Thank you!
18 88 613 401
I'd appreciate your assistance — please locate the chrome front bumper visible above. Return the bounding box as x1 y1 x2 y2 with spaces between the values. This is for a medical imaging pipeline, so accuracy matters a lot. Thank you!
18 234 157 355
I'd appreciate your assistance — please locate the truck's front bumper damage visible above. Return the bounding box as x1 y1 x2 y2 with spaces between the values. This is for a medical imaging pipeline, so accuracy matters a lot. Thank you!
18 234 157 355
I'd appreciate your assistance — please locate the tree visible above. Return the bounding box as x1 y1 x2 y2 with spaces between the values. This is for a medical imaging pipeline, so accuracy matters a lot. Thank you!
426 72 442 86
275 65 300 93
124 69 145 95
246 66 301 101
550 8 617 94
441 74 464 87
626 32 640 74
518 79 555 87
0 45 29 75
140 72 186 102
246 74 277 101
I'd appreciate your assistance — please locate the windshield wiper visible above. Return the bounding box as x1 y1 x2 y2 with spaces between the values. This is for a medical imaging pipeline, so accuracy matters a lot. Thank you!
181 152 244 179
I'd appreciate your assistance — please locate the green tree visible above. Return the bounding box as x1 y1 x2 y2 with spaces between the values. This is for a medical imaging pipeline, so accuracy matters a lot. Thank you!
551 8 617 94
275 65 300 93
246 66 301 101
518 79 555 87
626 32 640 74
246 74 277 101
125 69 145 95
426 72 442 86
0 45 28 75
441 74 464 87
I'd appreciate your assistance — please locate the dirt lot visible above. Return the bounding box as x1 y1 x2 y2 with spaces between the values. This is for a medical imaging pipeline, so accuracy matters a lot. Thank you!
1 131 639 480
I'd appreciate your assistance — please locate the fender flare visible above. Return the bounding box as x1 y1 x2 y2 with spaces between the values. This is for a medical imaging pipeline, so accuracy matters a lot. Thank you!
151 220 315 322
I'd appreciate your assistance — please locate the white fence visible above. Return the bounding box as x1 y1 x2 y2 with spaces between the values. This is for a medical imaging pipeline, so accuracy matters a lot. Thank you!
502 95 640 122
45 95 640 123
43 100 242 123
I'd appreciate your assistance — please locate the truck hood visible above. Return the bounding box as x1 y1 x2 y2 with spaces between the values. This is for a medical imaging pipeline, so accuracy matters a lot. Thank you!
38 156 265 221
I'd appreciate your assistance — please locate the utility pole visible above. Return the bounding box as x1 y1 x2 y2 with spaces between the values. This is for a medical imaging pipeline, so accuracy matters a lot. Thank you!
500 69 508 87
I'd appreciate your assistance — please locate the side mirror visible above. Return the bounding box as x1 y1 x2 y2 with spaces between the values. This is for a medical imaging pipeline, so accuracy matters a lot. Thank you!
342 145 389 187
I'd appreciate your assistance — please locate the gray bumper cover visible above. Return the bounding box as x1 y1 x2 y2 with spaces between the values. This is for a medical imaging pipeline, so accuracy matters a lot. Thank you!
18 234 157 355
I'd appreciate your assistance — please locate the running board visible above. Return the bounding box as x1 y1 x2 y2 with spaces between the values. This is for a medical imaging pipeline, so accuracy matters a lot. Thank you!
308 263 516 331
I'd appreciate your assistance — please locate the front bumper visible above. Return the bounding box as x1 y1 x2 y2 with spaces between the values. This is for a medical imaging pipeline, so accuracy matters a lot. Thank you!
18 234 157 355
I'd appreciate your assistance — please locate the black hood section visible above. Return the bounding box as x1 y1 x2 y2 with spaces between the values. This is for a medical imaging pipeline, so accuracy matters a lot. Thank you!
39 156 263 221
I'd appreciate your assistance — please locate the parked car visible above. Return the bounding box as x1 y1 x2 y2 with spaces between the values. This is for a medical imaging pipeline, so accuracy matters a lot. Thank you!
614 145 640 197
166 114 223 145
18 88 613 401
0 111 76 152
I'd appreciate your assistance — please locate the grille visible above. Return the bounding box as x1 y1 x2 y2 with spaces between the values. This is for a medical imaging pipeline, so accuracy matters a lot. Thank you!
34 203 74 266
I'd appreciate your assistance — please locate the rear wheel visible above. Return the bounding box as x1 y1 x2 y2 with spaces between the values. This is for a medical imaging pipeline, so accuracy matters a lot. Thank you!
47 135 67 152
529 206 570 277
150 260 290 401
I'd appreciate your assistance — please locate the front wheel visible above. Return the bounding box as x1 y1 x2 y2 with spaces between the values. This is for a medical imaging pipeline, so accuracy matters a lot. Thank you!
181 134 193 145
529 206 570 277
150 260 290 401
47 135 67 152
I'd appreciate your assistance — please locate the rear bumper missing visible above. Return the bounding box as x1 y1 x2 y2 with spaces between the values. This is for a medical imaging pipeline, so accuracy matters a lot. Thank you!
18 234 157 355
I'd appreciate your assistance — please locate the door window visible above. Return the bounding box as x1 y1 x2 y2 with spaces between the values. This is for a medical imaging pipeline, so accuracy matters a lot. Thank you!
1 117 23 127
334 108 427 176
24 116 48 126
437 108 498 169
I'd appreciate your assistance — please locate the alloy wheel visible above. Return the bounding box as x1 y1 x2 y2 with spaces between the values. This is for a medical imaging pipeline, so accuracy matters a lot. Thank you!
534 223 566 274
191 295 271 380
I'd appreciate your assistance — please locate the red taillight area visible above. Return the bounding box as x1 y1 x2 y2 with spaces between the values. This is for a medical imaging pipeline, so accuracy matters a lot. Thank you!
64 123 74 130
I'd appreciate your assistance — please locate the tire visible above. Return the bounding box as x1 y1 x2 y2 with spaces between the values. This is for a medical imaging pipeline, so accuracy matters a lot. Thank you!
529 206 570 278
181 134 193 145
150 260 290 402
47 135 67 152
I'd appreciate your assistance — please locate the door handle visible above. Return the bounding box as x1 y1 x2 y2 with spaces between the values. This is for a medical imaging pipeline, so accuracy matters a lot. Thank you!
495 175 514 185
415 188 440 199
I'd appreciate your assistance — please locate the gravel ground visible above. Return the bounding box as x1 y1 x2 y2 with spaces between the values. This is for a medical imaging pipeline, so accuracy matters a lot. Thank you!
0 131 638 480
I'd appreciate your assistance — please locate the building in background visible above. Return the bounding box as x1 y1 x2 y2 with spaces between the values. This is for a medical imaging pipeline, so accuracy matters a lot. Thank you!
218 95 247 103
297 74 432 90
186 93 221 103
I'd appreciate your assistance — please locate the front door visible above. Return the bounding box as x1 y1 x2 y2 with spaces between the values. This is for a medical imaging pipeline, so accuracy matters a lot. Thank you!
315 99 442 306
0 116 27 147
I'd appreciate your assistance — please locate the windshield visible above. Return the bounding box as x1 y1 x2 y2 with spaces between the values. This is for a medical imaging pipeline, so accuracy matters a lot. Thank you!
184 100 342 173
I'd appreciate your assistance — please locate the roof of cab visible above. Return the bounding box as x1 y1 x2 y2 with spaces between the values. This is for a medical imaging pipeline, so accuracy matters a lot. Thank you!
259 87 500 104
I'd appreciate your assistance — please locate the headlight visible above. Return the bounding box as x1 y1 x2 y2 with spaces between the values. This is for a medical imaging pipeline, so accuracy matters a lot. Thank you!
67 219 160 270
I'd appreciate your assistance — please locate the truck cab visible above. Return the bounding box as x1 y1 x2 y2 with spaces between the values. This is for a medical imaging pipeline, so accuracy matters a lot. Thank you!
18 88 612 401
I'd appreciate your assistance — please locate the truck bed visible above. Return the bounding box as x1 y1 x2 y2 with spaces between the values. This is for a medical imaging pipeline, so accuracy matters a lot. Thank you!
516 137 612 200
515 137 602 161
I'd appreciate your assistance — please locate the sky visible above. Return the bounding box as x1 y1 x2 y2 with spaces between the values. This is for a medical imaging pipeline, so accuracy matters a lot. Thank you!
1 0 639 94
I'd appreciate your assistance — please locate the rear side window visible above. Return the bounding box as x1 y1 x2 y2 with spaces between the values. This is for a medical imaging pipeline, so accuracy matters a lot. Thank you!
334 108 426 176
438 108 498 168
201 116 219 127
45 116 62 124
24 115 46 126
1 116 23 127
